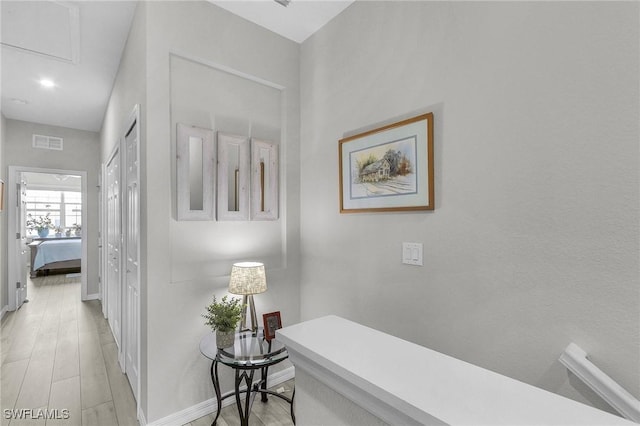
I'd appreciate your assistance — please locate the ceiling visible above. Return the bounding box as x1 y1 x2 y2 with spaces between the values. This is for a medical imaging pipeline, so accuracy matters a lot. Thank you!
0 0 353 133
209 0 354 44
1 1 137 132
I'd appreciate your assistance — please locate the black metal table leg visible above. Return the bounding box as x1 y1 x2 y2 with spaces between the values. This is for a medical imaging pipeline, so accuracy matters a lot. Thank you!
291 387 296 424
234 369 256 426
260 365 269 403
210 360 222 426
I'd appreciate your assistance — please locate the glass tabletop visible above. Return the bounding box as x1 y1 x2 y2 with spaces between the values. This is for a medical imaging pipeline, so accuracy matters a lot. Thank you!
200 328 288 367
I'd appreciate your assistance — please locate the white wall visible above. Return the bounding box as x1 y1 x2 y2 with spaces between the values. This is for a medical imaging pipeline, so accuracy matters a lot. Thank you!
142 2 300 422
100 1 146 162
4 119 101 296
295 369 388 426
1 113 6 314
300 1 639 414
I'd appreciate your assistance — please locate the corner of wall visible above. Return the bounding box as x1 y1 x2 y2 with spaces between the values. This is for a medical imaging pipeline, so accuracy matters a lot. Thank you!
0 112 7 315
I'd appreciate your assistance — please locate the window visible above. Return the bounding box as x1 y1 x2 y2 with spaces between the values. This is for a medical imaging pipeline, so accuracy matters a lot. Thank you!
25 189 82 236
63 191 82 228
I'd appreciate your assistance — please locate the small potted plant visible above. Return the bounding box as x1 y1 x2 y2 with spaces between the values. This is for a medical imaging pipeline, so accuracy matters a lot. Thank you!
202 295 244 348
26 213 53 238
72 223 82 236
54 226 63 237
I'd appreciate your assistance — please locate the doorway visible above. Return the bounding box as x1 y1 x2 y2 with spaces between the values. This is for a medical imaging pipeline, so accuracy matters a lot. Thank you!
7 166 88 311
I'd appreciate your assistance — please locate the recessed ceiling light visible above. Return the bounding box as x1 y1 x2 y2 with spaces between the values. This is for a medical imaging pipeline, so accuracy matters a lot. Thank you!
39 79 56 88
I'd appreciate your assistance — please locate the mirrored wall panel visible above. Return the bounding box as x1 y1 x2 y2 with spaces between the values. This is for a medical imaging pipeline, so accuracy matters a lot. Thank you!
251 138 278 220
217 132 249 221
176 123 215 220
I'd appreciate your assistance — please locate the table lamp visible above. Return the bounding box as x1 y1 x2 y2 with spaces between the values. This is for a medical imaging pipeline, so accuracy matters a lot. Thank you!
228 262 267 334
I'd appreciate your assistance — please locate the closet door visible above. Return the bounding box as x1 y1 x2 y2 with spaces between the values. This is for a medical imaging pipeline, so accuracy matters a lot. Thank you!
106 148 122 348
123 113 140 400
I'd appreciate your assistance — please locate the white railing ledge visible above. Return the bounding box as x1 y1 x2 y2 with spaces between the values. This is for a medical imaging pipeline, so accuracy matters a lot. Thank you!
277 315 637 426
559 343 640 423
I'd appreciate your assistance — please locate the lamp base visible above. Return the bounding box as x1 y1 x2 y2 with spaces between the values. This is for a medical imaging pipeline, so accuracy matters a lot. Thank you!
239 294 259 335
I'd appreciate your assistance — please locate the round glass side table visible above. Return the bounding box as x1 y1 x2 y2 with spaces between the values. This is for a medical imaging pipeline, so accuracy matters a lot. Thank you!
199 329 295 426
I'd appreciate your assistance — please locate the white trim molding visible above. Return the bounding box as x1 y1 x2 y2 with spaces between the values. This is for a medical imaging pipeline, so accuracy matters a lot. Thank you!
559 343 640 423
6 166 89 312
84 292 100 301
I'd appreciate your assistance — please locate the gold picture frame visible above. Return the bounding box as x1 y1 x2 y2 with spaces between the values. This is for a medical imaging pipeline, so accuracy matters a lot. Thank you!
339 113 434 213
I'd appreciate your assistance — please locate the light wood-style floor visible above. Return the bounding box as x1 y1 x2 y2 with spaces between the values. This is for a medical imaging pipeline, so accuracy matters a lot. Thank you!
1 274 138 426
186 379 296 426
1 274 295 426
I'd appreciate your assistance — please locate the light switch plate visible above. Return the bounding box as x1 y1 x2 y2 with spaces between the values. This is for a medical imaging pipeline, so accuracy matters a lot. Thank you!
402 242 423 266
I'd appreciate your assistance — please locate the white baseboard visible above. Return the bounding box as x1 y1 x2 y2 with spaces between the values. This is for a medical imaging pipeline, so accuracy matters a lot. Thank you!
84 292 100 301
138 408 147 426
0 305 9 321
146 366 295 426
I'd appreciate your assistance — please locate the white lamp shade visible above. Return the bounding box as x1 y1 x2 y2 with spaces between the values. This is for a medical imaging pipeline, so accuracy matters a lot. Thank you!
228 262 267 295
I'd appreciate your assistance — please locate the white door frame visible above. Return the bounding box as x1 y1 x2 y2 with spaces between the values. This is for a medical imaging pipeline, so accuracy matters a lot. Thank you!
99 166 106 318
7 166 88 311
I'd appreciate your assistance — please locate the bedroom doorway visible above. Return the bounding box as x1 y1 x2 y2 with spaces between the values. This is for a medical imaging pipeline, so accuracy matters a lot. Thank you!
7 166 88 312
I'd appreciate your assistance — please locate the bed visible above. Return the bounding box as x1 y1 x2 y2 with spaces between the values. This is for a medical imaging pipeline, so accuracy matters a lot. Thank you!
29 238 81 277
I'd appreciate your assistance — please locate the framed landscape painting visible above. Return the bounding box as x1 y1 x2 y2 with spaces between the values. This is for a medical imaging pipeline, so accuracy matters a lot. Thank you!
339 113 434 213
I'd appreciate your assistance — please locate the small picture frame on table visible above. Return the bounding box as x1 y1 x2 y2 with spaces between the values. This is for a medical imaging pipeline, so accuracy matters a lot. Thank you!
263 311 282 341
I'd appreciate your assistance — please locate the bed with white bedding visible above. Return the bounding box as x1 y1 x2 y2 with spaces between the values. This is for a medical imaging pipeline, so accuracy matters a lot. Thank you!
29 238 81 277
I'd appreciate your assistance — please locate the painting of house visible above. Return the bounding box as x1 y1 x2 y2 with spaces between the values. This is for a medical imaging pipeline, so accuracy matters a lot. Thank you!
349 136 419 199
360 158 390 182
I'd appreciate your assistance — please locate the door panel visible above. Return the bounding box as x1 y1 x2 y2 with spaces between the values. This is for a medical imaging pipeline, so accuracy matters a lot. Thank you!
106 151 122 348
124 117 140 399
16 176 28 308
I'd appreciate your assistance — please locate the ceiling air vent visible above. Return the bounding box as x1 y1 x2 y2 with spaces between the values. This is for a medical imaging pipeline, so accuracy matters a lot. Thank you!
32 134 63 151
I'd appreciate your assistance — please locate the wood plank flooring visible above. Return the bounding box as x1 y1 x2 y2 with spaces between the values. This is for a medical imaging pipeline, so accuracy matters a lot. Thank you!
1 274 137 426
1 274 295 426
186 379 296 426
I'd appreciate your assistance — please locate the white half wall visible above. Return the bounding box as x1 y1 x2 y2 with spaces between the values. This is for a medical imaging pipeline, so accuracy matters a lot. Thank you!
299 1 639 414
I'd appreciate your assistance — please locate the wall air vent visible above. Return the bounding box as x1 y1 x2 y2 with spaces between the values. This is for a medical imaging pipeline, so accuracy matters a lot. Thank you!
32 134 63 151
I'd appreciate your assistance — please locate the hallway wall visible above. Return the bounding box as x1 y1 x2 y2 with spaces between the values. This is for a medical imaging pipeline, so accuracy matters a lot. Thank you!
0 113 6 314
101 2 301 422
143 2 301 420
4 119 101 297
299 1 639 412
